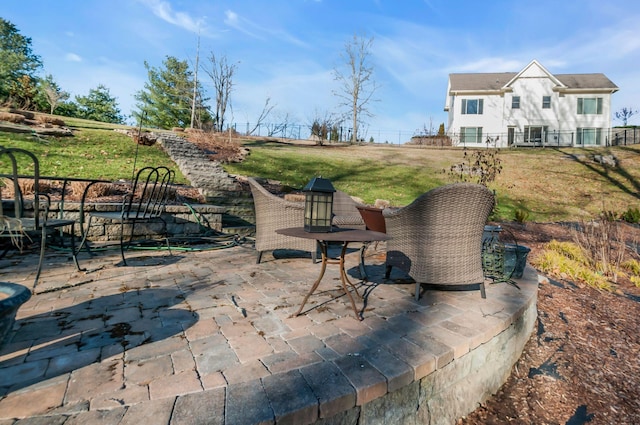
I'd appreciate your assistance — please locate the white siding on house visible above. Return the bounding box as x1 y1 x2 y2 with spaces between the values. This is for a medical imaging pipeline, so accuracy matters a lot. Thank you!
445 60 618 148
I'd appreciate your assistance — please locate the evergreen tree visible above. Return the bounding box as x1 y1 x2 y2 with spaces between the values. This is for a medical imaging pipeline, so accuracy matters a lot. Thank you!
134 56 209 129
55 100 80 118
0 18 42 104
75 84 124 124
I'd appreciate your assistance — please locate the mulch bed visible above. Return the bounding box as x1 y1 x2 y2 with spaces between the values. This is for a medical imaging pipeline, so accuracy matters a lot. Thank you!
459 221 640 424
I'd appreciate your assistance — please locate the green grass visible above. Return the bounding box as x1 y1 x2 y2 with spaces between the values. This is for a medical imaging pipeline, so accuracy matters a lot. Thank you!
3 118 640 223
224 141 447 205
224 141 640 222
0 127 188 184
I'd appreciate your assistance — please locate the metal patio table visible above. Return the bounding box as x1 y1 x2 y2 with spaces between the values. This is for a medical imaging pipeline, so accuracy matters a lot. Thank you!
276 227 389 320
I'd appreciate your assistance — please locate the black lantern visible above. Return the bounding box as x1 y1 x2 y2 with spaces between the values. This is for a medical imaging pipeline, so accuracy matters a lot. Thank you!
303 177 335 232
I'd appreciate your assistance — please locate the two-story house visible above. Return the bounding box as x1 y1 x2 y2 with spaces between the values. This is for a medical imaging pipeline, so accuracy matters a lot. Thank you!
444 60 618 147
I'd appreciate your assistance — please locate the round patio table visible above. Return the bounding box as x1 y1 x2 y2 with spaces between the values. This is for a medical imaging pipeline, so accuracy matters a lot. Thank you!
275 227 389 320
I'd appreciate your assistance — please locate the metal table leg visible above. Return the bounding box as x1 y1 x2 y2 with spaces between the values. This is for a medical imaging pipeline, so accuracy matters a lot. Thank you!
293 240 362 320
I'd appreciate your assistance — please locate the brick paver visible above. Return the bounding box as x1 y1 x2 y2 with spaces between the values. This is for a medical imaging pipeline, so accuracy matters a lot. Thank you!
0 241 537 424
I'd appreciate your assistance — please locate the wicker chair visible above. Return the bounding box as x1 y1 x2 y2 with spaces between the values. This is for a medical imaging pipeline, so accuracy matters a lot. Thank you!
247 177 317 264
331 190 366 228
383 183 495 300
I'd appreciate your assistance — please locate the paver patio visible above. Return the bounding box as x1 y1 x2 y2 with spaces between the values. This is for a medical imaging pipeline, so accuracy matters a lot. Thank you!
0 239 537 424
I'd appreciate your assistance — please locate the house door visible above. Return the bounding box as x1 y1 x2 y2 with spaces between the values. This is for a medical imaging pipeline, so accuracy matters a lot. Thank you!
524 126 547 146
507 127 515 146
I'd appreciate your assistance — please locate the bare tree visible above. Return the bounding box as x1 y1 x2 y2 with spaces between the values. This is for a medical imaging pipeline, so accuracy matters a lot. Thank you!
248 97 276 136
43 85 69 114
189 34 201 129
267 111 294 138
39 74 69 114
333 34 379 144
204 53 236 131
308 109 336 146
615 107 638 126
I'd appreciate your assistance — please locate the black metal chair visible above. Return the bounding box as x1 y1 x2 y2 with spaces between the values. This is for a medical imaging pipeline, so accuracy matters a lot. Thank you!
78 166 175 266
0 146 80 287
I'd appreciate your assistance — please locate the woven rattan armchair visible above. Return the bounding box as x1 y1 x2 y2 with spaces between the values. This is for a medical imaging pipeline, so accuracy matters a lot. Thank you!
383 183 495 300
331 190 366 228
247 177 317 264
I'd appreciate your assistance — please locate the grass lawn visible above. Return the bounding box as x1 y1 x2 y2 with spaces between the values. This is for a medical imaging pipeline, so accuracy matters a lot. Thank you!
0 125 188 184
2 116 640 223
223 140 640 222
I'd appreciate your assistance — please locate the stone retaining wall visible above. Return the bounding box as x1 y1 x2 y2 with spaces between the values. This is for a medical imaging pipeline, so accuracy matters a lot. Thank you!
352 285 536 424
46 201 226 241
156 133 256 227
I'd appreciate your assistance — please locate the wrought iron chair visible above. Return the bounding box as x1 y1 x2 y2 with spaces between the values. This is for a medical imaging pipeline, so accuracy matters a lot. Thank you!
383 183 495 300
0 146 80 287
78 166 175 266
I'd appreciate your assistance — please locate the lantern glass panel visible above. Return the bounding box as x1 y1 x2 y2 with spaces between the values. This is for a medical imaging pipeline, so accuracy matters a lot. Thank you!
304 192 333 232
303 177 335 232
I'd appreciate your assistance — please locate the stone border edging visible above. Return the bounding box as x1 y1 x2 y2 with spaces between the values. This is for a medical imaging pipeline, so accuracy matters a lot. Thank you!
173 267 539 424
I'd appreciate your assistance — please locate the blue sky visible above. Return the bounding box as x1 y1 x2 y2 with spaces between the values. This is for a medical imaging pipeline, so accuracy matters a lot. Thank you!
4 0 640 140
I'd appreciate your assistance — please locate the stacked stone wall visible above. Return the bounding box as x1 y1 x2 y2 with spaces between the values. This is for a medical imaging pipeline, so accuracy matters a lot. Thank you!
46 202 225 241
156 133 256 227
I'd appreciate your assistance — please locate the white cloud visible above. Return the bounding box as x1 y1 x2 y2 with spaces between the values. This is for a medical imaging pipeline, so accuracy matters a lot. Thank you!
223 9 308 47
140 0 205 34
448 58 524 74
65 53 82 62
224 10 261 39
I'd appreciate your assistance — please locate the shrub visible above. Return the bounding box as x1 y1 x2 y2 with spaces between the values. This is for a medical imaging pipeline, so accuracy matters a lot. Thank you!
622 259 640 276
531 240 613 291
447 148 502 186
514 208 529 223
187 129 246 163
35 115 65 126
2 179 53 197
0 112 25 124
621 206 640 223
534 209 636 290
600 210 619 222
69 181 122 200
546 240 586 262
571 213 627 282
8 108 34 119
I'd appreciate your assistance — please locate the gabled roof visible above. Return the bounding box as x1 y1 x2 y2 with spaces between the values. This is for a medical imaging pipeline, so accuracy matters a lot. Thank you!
554 74 618 90
449 72 517 92
504 60 565 89
448 60 618 94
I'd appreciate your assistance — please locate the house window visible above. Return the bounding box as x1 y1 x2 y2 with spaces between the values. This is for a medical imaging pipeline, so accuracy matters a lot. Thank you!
577 128 602 145
577 98 603 114
461 99 483 114
460 127 483 144
524 126 548 144
542 96 551 109
512 96 520 109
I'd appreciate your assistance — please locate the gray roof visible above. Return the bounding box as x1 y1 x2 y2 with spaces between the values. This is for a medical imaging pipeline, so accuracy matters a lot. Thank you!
555 74 618 90
449 73 517 91
449 72 618 92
